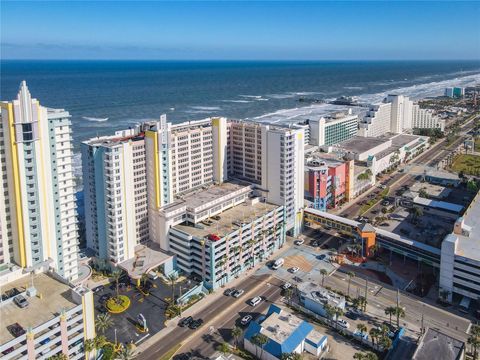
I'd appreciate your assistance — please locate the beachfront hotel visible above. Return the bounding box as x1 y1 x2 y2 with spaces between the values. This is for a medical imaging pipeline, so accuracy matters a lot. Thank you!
412 104 446 131
308 109 358 147
0 81 79 282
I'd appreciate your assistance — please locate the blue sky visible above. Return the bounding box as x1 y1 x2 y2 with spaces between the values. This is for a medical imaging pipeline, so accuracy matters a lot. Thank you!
1 1 479 60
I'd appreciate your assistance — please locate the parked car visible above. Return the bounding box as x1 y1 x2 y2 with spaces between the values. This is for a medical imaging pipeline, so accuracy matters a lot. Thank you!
173 353 192 360
224 288 234 296
345 311 360 320
178 316 193 327
7 323 25 337
281 282 292 290
248 296 262 307
294 239 304 246
240 315 253 326
337 319 350 329
189 319 204 329
13 295 29 308
232 289 245 298
317 254 327 261
289 267 299 273
93 285 104 293
148 271 158 280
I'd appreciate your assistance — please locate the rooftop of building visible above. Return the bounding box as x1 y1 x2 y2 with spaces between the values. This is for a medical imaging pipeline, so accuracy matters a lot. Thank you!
162 180 252 214
118 244 173 280
336 135 389 154
425 170 461 181
173 198 280 240
1 273 78 344
305 150 346 169
413 328 464 360
82 129 145 147
453 192 480 261
297 282 345 308
260 310 304 344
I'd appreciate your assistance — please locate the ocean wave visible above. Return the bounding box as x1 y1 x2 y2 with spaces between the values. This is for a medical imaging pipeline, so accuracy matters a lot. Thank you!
344 86 364 90
221 99 253 103
239 95 262 99
190 106 222 111
82 116 109 122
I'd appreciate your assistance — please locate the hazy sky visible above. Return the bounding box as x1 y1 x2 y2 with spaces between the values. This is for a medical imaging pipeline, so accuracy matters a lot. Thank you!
2 1 480 60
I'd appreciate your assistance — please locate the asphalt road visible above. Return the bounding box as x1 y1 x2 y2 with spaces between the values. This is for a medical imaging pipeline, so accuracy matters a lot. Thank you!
327 268 471 341
138 274 282 360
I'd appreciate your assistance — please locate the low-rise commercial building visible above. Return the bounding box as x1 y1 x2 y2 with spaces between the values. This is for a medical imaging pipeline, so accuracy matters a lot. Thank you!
297 282 346 317
0 273 95 360
412 328 465 360
244 304 327 360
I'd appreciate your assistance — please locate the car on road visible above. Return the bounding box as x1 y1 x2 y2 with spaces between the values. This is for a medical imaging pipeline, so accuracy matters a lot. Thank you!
7 323 25 337
317 254 328 261
189 318 204 329
292 276 303 283
232 289 245 298
248 296 262 307
345 309 362 320
289 267 299 273
294 239 305 245
282 282 292 290
240 315 253 326
13 294 29 308
178 316 194 327
92 285 104 293
224 288 234 296
271 258 285 270
337 319 350 329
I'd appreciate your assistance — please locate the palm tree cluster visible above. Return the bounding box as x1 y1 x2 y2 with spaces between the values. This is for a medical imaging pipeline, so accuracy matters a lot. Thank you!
353 351 378 360
280 352 303 360
369 324 393 351
352 296 368 312
96 313 113 335
468 325 480 360
251 333 269 359
384 306 405 328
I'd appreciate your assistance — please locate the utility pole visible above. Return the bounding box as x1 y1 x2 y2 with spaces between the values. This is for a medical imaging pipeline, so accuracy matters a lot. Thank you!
421 313 424 335
364 279 368 312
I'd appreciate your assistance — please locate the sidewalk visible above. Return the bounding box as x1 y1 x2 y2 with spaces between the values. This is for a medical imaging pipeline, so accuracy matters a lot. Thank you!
134 240 294 355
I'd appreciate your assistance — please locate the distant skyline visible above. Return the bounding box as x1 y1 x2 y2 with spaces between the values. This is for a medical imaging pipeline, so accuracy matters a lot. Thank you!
1 1 480 61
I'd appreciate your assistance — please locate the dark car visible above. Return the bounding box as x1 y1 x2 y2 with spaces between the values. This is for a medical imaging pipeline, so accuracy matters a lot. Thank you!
345 311 360 320
7 323 25 337
179 316 194 327
99 294 111 304
93 285 104 293
189 319 204 329
224 288 234 296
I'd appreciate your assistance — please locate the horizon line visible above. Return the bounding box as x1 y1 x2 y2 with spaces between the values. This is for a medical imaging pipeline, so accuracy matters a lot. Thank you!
2 58 480 62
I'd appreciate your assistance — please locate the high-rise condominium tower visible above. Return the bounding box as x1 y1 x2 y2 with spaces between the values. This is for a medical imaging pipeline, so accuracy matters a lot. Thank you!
0 82 79 281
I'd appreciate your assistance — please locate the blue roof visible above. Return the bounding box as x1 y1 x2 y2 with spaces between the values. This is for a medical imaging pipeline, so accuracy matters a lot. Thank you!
244 304 315 358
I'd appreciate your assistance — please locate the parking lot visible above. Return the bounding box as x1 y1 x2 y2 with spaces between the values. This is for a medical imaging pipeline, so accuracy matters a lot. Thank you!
256 244 337 285
93 275 198 345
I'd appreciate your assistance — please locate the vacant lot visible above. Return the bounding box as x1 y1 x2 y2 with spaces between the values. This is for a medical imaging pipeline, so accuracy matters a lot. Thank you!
451 154 480 175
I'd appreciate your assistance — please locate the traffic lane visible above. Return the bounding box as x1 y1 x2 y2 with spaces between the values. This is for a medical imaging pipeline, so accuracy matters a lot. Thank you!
138 275 271 360
181 280 284 358
329 270 470 340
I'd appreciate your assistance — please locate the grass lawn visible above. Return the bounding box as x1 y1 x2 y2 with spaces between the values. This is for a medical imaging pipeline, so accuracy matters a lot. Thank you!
451 154 480 176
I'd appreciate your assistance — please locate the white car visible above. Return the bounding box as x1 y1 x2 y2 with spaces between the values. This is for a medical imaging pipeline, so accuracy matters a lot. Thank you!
282 282 292 290
289 267 299 273
337 319 350 329
294 239 304 245
248 296 262 307
148 271 158 280
240 315 253 326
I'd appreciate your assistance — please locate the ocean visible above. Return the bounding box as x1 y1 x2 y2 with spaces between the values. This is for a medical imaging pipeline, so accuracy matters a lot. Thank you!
1 60 480 175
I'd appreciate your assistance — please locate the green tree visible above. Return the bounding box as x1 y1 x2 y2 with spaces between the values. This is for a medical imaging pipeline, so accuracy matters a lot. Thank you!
251 333 269 359
394 306 406 328
231 326 242 349
347 271 355 298
167 273 178 304
96 313 113 335
48 353 68 360
411 206 423 222
353 353 365 360
111 269 122 298
323 304 335 325
116 345 136 360
369 327 380 349
320 268 328 287
281 353 303 360
334 307 344 330
285 287 294 306
217 342 230 355
357 323 367 338
468 324 480 359
384 306 396 326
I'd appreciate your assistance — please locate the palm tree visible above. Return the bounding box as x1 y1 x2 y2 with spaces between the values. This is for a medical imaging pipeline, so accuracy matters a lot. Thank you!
231 326 242 349
369 327 380 349
323 304 335 325
111 269 122 298
217 342 230 355
96 313 113 335
116 345 136 360
364 352 378 360
48 353 68 360
353 353 365 360
281 353 303 360
468 334 480 360
285 287 294 306
251 333 269 359
394 306 406 328
384 306 396 325
167 273 178 304
379 335 392 351
334 307 344 330
347 271 355 298
357 323 367 339
411 206 423 222
358 295 367 312
320 269 328 287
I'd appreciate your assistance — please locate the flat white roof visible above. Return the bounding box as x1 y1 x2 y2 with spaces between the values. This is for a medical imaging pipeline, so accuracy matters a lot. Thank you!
455 193 480 261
